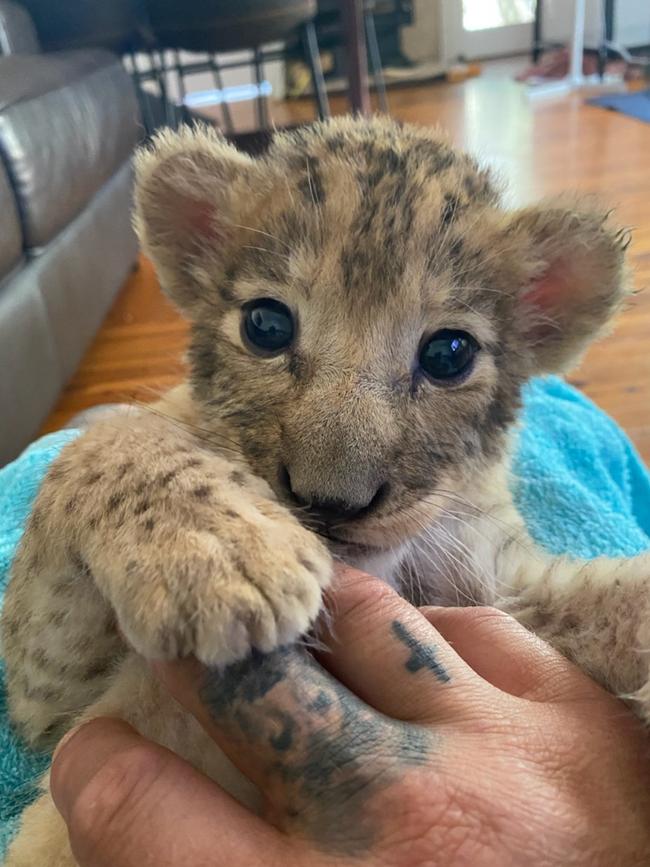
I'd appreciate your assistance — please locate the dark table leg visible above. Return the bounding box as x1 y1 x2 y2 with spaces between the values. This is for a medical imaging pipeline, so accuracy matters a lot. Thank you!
604 0 615 44
598 0 615 80
340 0 370 115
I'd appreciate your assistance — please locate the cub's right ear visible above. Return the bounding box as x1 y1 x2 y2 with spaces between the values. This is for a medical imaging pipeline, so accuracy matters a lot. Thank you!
133 124 260 312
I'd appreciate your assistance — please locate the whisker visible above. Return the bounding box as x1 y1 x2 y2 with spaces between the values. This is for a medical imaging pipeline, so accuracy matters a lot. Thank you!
231 224 291 252
241 244 290 262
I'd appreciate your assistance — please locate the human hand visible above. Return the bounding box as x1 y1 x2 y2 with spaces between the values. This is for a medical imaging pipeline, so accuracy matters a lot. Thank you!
50 567 650 866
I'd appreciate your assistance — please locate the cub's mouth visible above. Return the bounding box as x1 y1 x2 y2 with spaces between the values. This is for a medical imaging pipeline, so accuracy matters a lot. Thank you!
317 528 386 553
304 498 444 554
304 509 415 554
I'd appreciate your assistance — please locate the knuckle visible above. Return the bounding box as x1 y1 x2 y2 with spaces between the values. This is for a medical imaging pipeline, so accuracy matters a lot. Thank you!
463 605 512 628
440 604 517 638
335 571 400 624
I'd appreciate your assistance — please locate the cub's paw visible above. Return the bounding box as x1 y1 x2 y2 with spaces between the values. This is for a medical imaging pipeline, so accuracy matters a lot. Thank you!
106 496 332 666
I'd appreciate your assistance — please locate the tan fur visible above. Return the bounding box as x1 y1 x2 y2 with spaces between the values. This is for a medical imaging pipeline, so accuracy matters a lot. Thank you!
3 117 647 865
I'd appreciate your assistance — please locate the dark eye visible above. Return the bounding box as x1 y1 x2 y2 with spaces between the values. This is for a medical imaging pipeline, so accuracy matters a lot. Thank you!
242 299 294 354
419 329 479 382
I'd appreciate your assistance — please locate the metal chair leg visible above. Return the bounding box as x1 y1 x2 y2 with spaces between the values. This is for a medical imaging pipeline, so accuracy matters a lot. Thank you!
129 50 157 136
364 9 388 113
157 49 178 128
253 48 270 130
147 49 175 128
173 48 186 107
209 54 234 135
302 20 330 120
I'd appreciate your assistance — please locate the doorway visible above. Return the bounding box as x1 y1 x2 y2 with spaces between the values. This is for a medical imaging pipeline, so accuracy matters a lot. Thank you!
442 0 536 60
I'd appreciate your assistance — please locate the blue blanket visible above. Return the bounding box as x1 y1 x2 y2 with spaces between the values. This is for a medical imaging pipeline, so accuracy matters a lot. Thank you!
1 379 649 856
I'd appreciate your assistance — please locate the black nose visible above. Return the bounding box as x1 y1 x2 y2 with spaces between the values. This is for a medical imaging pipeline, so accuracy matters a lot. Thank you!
279 467 388 523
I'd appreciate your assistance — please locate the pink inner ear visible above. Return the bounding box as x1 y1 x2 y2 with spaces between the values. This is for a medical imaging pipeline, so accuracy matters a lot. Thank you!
182 198 220 240
519 258 579 342
160 183 223 244
522 260 571 314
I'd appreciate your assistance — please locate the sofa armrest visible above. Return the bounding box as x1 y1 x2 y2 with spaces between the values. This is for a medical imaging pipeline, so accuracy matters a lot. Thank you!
0 48 118 110
0 50 141 248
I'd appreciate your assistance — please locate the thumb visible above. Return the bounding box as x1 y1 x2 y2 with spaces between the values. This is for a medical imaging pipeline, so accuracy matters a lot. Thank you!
51 717 281 867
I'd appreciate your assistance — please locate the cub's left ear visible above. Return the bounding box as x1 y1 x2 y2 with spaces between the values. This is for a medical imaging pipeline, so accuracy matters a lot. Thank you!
507 199 631 374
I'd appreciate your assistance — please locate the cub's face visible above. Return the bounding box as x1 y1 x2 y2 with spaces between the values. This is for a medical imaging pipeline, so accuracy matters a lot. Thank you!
135 117 628 551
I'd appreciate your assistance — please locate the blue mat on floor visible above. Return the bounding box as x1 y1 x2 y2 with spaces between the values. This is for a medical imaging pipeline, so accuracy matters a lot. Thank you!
587 89 650 123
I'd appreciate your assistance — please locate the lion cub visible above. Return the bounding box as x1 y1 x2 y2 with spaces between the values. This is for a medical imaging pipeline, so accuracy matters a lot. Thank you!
3 116 650 865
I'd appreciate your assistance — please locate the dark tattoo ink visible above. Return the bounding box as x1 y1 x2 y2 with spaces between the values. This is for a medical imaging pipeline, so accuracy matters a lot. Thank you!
268 709 296 752
307 690 333 716
203 648 288 714
391 620 451 683
199 646 433 856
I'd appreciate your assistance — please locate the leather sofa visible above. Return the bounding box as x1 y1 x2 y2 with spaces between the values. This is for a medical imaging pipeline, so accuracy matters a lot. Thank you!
0 1 141 466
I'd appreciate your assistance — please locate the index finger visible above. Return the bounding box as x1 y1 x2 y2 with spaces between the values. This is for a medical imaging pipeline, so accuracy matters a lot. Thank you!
314 566 496 724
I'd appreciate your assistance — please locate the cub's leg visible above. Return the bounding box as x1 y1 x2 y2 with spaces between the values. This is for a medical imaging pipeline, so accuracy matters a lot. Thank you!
495 541 650 718
4 655 259 867
4 793 73 867
409 505 650 720
1 407 332 747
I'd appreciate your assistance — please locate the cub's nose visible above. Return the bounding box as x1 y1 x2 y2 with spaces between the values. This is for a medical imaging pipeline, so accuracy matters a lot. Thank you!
279 466 388 523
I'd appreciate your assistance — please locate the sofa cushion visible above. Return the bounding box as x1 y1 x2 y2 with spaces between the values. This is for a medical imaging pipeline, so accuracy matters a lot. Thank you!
0 158 137 465
0 50 139 248
0 159 22 280
32 159 138 383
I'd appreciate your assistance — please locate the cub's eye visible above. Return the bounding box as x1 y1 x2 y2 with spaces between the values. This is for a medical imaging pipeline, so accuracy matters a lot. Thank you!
419 329 479 382
242 299 294 354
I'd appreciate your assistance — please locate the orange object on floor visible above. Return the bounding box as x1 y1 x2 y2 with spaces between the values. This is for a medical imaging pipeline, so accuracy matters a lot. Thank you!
446 62 482 83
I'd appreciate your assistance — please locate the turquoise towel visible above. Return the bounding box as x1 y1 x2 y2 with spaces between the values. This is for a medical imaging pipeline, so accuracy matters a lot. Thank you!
515 378 650 559
0 378 649 856
0 430 81 857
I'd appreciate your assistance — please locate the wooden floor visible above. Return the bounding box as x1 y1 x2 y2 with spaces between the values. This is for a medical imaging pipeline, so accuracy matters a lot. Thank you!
42 70 650 464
